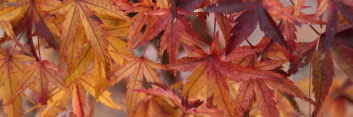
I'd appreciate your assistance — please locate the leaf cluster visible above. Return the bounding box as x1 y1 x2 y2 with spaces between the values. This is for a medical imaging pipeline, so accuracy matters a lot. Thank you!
0 0 352 117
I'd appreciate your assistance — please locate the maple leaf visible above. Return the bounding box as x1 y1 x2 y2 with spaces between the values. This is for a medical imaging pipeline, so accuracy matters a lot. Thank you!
314 0 353 53
293 0 306 17
274 92 303 116
179 0 212 42
279 20 297 50
301 28 353 116
167 34 291 116
0 10 27 53
0 0 352 116
199 0 295 54
43 0 132 101
71 83 92 117
178 0 205 12
38 90 70 117
55 0 112 68
331 29 353 81
231 55 313 117
287 40 317 76
50 0 132 82
92 57 110 100
0 50 34 117
134 86 222 116
130 0 207 63
39 69 121 117
127 0 157 49
253 79 278 117
64 45 94 83
12 60 69 104
132 95 180 117
109 53 165 117
0 0 63 53
79 70 122 110
134 88 183 111
311 37 335 116
107 37 131 65
214 13 232 44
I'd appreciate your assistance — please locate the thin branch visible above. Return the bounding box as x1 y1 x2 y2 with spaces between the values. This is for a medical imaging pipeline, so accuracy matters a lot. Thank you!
309 25 320 35
213 13 217 39
9 44 17 55
28 36 40 61
142 43 149 56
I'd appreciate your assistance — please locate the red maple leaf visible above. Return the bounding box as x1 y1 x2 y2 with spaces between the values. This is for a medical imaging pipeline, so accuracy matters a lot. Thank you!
167 33 295 116
129 0 207 63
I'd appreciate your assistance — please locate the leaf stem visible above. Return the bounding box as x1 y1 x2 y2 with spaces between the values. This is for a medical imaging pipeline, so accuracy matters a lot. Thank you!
309 25 320 35
309 61 312 115
18 42 28 54
28 36 40 61
142 43 149 56
213 13 216 39
9 43 17 55
245 38 254 47
14 32 25 54
37 36 41 60
289 0 294 5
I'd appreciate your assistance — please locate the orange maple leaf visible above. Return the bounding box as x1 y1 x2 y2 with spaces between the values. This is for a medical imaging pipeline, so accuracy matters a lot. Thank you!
12 60 69 104
167 34 272 116
135 87 223 116
0 0 63 53
231 53 313 117
109 52 165 116
0 50 34 117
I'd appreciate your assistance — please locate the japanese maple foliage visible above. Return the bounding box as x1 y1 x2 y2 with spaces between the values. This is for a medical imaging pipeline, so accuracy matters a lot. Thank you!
0 0 352 117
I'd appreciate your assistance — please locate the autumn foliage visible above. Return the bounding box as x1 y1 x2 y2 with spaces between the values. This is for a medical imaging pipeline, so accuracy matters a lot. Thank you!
0 0 353 116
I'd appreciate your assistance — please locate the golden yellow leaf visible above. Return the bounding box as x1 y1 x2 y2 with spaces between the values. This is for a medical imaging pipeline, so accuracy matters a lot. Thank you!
0 51 34 117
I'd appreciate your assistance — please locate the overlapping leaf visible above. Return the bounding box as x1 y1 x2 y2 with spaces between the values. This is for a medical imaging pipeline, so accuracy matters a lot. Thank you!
127 0 157 49
231 54 313 117
0 0 62 52
309 28 353 116
331 29 353 80
167 35 292 116
0 51 34 117
50 0 132 83
311 49 334 116
200 0 295 53
72 83 92 117
288 39 318 76
134 84 222 116
12 60 69 104
314 0 353 53
80 73 122 110
0 0 352 116
129 0 206 63
109 53 165 117
39 69 121 116
38 90 70 117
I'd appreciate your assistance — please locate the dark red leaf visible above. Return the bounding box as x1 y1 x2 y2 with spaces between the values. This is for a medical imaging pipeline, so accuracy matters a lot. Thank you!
178 0 205 12
226 7 258 54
